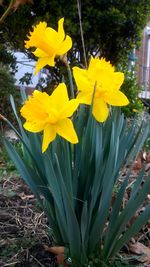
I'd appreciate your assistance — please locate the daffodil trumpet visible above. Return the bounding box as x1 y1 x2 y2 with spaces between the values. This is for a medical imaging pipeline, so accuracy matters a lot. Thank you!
25 18 72 74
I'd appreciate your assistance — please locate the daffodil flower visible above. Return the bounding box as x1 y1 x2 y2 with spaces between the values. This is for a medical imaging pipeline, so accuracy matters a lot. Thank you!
20 83 79 152
25 18 72 74
73 57 129 122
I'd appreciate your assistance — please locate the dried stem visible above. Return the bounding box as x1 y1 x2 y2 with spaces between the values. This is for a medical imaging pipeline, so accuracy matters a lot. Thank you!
76 0 87 68
0 0 15 24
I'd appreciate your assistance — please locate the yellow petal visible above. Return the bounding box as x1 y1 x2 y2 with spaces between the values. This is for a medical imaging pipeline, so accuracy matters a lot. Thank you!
34 56 55 75
113 72 124 89
25 22 47 49
45 27 59 48
73 67 92 92
58 18 65 42
42 125 56 153
77 91 92 105
33 48 49 58
55 118 78 144
88 57 114 81
92 98 109 122
60 99 79 118
23 121 44 133
20 92 48 121
51 83 69 109
57 35 72 55
104 91 129 106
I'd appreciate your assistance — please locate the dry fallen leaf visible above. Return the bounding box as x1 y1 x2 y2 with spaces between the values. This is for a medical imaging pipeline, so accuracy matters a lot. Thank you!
145 163 150 172
44 246 68 267
18 192 34 200
44 245 64 255
133 152 142 173
13 0 33 10
128 242 150 266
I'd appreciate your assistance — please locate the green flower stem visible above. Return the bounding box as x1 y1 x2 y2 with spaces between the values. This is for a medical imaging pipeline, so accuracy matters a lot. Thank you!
60 55 75 99
67 64 75 99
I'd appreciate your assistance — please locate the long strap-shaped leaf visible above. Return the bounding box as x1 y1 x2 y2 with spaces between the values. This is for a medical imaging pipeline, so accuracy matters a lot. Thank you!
4 138 43 205
54 153 82 262
104 172 150 259
103 171 131 252
110 204 150 257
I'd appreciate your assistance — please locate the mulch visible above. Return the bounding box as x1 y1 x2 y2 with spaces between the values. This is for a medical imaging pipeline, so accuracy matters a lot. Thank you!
0 174 57 267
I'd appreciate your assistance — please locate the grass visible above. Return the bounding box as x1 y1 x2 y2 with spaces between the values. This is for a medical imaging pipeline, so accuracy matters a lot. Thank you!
0 141 21 177
0 237 38 258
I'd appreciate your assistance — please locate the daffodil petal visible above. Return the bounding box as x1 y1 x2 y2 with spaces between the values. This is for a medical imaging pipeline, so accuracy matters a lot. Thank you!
57 35 72 55
60 99 79 118
55 118 78 144
33 48 48 58
34 56 55 75
104 91 129 106
20 91 49 121
113 72 124 89
88 57 114 80
45 28 59 48
92 98 109 122
42 125 56 153
51 83 69 109
23 121 44 132
77 91 92 105
25 22 47 48
25 19 72 70
58 18 65 42
73 67 92 92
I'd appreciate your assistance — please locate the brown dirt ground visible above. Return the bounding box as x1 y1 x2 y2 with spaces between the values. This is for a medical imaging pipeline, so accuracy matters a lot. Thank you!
0 173 57 267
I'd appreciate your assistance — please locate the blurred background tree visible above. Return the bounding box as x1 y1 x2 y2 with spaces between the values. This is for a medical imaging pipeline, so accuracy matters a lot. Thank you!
0 64 20 124
0 0 150 115
1 0 150 65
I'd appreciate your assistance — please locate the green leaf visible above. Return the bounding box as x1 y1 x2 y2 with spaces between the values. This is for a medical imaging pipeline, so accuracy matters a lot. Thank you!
3 138 43 205
104 172 150 259
111 204 150 256
54 153 81 260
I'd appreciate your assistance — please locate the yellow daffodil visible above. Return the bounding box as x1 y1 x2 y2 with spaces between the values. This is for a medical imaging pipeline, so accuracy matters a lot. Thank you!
73 57 129 122
20 83 79 152
25 18 72 74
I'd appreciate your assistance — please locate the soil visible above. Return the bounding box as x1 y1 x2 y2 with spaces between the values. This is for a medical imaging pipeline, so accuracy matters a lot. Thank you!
0 174 57 267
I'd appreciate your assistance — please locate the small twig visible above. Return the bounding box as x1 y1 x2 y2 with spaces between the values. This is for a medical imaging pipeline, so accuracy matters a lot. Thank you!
30 255 45 267
34 212 44 229
137 228 150 242
76 0 87 68
3 261 20 267
126 179 137 190
0 0 15 24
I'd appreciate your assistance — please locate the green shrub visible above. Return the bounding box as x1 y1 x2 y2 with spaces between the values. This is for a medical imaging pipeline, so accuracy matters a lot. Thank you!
0 64 20 124
120 65 144 117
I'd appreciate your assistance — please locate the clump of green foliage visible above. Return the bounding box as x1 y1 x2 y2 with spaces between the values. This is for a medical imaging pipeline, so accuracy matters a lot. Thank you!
1 0 150 66
120 65 144 117
0 64 20 123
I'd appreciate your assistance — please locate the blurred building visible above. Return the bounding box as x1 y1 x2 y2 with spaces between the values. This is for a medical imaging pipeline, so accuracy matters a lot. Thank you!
137 22 150 105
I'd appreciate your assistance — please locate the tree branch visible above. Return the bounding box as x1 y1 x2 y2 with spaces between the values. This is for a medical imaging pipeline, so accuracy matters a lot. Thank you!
0 0 15 24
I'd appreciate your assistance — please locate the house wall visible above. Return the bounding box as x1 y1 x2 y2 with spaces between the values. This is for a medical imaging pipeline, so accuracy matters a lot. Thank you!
137 22 150 102
137 22 150 90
